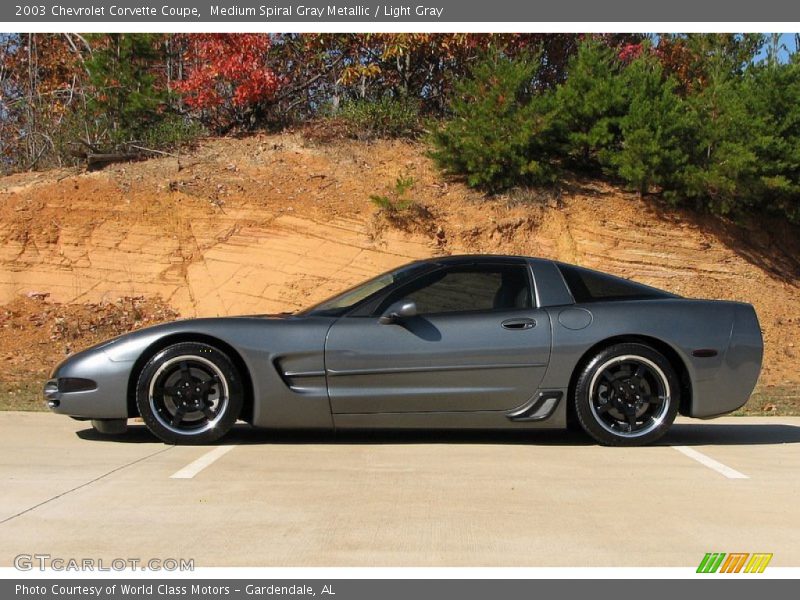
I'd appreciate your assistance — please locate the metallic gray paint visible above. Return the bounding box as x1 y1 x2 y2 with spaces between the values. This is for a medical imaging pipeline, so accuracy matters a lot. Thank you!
46 255 763 434
528 259 575 307
324 308 551 413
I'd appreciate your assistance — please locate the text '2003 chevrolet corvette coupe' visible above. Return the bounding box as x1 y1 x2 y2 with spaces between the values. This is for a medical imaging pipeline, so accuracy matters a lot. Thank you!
45 255 763 446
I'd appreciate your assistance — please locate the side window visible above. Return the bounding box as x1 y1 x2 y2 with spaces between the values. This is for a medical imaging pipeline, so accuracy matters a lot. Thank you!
382 265 532 315
557 264 670 303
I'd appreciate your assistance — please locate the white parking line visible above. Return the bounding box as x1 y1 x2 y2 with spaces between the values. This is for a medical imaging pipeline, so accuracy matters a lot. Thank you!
672 446 748 479
170 445 237 479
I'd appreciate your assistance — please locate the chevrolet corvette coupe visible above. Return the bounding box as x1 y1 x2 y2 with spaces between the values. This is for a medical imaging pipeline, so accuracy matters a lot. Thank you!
44 255 763 446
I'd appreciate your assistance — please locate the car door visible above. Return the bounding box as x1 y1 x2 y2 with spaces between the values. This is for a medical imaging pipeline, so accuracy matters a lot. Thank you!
324 261 552 414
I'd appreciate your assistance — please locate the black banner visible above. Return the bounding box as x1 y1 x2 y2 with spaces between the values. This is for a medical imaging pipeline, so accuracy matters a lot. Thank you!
5 579 800 600
3 0 800 23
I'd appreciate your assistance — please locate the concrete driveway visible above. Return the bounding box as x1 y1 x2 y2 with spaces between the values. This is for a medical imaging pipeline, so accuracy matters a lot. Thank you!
1 411 798 567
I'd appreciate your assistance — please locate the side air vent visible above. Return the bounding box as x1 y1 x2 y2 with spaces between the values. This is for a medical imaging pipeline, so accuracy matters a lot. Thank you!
506 391 563 422
273 358 327 394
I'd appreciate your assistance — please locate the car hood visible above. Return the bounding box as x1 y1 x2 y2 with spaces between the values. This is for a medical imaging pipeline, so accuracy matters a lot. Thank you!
100 312 333 362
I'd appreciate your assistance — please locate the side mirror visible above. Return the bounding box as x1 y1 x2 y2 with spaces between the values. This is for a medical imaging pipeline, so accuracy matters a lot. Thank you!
378 301 418 324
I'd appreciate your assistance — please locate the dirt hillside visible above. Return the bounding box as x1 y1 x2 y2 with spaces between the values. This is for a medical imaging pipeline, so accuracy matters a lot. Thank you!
1 133 798 407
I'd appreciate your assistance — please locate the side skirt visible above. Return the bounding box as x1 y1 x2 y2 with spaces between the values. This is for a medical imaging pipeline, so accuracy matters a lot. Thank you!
333 394 566 430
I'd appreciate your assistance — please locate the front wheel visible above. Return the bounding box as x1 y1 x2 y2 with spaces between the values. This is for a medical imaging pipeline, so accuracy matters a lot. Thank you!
573 343 680 446
136 342 243 444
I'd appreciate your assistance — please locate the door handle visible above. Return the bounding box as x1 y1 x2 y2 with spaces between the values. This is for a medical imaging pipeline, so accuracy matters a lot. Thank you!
501 318 536 330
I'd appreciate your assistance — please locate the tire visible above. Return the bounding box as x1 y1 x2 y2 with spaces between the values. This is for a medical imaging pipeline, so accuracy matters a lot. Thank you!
573 343 680 446
136 342 243 444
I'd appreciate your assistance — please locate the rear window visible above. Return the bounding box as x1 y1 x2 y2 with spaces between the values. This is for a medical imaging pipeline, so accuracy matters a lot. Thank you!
557 264 673 303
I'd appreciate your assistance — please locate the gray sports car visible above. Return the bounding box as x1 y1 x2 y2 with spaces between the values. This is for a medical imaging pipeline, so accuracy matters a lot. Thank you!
44 255 763 446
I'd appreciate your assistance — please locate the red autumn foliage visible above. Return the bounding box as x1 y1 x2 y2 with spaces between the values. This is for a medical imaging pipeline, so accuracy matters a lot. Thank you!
618 42 645 63
176 34 282 112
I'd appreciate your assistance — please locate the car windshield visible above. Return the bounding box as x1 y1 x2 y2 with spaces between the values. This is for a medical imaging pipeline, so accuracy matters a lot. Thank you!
301 262 431 316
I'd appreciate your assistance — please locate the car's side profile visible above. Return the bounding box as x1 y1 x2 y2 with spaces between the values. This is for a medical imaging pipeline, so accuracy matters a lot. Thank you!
44 255 763 446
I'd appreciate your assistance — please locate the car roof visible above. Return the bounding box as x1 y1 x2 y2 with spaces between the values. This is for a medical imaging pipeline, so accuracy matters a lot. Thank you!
418 254 536 266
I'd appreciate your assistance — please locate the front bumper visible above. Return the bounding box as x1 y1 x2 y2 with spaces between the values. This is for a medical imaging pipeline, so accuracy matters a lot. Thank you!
45 348 133 419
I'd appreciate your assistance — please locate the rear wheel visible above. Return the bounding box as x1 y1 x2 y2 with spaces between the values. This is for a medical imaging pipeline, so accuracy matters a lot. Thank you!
136 342 243 444
573 343 679 446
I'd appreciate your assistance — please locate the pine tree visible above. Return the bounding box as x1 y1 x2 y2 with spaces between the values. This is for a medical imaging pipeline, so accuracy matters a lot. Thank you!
552 40 627 168
611 54 691 197
429 51 556 192
682 68 761 215
744 60 800 222
85 34 167 142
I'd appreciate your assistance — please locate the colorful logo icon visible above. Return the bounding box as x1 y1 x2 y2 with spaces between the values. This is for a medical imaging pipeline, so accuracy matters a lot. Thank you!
697 552 773 573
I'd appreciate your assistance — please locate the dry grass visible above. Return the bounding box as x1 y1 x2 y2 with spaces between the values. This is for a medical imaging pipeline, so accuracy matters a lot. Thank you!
0 381 46 411
735 385 800 416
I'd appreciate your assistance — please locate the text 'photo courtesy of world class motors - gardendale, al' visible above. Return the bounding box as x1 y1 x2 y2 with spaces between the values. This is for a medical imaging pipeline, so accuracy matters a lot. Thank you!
0 32 800 571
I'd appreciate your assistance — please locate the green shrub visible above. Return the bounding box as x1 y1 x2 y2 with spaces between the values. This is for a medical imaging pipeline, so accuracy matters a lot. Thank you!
552 40 627 168
610 54 692 196
140 116 207 151
369 174 418 213
743 62 800 222
429 51 557 192
679 76 762 215
336 97 420 139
